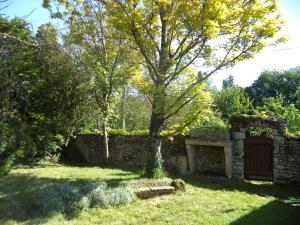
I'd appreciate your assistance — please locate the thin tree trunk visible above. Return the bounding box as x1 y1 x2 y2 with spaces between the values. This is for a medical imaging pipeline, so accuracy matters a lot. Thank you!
120 86 126 130
102 102 110 165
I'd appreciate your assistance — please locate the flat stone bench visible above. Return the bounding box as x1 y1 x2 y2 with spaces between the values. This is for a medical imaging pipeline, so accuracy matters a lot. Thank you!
129 180 175 199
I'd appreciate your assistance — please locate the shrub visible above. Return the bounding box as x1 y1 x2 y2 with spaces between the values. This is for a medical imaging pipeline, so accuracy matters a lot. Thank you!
34 182 82 215
171 179 186 192
33 181 134 216
88 184 134 208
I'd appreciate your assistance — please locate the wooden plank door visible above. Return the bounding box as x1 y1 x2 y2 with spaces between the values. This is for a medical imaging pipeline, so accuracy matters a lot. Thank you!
244 136 273 181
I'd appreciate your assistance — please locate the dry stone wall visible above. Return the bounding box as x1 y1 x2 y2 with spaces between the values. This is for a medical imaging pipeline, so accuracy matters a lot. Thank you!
64 130 300 184
273 136 300 184
63 134 186 167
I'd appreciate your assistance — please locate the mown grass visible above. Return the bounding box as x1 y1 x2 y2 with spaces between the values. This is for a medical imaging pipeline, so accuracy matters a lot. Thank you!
1 164 299 225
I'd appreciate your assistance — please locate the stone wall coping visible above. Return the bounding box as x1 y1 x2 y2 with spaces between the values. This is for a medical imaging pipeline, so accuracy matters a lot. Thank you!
286 135 300 140
190 129 230 139
185 138 233 147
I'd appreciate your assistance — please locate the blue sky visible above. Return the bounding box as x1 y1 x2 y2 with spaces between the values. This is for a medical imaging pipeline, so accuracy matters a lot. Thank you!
2 0 300 89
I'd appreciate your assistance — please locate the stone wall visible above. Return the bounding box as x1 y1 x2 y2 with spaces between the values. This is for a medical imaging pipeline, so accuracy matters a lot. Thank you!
64 130 300 184
231 130 300 184
195 146 225 176
273 136 300 184
63 134 186 167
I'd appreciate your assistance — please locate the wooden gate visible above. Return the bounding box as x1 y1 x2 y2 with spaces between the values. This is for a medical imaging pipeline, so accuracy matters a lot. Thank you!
244 136 273 181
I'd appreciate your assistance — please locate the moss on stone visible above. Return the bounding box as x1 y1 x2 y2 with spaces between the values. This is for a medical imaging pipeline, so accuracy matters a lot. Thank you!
171 179 186 192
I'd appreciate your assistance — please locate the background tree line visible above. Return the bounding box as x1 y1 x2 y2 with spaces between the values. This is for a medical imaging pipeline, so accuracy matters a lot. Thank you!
214 67 300 134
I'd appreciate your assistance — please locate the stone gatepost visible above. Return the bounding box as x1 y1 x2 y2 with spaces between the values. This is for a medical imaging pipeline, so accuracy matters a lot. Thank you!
272 129 286 184
232 130 245 179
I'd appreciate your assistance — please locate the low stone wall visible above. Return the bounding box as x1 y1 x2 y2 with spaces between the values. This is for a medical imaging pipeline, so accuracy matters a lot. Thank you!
63 134 186 167
273 136 300 184
64 131 300 184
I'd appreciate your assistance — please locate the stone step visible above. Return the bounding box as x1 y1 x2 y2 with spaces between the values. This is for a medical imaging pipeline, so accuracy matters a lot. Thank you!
133 186 175 199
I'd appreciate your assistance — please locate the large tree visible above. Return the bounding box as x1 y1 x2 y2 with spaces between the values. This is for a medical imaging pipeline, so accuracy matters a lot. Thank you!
0 16 36 172
44 0 284 177
102 0 284 177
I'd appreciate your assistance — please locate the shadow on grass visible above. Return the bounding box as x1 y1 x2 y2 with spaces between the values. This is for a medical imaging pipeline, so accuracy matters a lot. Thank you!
182 174 300 200
178 174 300 225
0 167 142 224
230 199 300 225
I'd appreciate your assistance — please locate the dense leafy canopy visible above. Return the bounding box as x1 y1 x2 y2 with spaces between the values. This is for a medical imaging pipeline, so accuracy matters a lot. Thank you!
256 95 300 133
0 17 92 173
214 86 253 121
245 68 300 107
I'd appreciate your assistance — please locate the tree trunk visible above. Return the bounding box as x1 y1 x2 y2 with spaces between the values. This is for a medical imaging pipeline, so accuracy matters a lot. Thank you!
146 111 165 177
120 86 126 130
146 5 168 177
146 85 165 177
102 102 110 165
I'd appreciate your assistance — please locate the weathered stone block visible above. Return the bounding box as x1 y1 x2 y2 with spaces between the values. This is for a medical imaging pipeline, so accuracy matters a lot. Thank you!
274 165 285 170
237 140 244 150
274 136 285 144
233 132 245 140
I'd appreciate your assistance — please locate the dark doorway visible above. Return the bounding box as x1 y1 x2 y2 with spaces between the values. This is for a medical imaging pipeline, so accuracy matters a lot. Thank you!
244 136 273 181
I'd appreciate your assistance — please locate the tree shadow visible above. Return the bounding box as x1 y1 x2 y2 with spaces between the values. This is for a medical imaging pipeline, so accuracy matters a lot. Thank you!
182 174 300 200
0 168 142 224
230 199 300 225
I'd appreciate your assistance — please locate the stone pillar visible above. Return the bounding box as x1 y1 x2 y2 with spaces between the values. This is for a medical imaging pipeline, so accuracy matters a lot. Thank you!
232 130 245 179
224 146 232 178
186 144 196 173
273 132 286 184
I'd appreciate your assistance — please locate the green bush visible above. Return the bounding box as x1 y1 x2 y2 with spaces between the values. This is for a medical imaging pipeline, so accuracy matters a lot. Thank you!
171 179 186 192
34 182 82 215
88 184 133 208
33 181 134 215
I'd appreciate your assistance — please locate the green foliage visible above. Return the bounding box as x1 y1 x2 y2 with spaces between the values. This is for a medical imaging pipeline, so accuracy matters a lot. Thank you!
34 181 134 215
118 93 151 131
296 86 300 109
222 75 234 89
245 68 300 107
0 18 93 172
153 151 164 179
246 127 274 137
192 111 228 131
214 86 253 121
0 147 23 175
171 179 186 192
109 129 149 136
257 95 300 133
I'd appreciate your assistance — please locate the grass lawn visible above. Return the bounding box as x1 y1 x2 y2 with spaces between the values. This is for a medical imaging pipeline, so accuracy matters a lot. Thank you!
0 164 299 225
